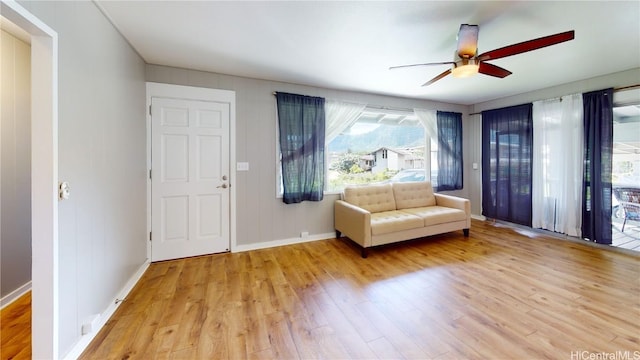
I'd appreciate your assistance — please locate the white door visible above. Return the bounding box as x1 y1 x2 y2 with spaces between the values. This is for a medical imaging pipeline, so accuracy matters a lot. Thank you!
151 97 230 261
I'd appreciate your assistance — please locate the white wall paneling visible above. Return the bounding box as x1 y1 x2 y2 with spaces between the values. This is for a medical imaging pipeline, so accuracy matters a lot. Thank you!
15 0 147 357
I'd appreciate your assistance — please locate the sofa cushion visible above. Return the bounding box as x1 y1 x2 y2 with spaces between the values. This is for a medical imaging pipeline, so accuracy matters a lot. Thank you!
370 211 424 235
400 206 467 226
392 181 436 209
343 183 396 213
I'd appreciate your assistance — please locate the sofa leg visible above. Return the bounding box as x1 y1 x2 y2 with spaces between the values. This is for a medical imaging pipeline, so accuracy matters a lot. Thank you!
463 228 469 237
361 247 368 258
335 230 342 238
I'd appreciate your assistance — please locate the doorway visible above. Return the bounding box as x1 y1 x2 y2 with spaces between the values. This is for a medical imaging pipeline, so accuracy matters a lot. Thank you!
1 20 31 309
1 1 58 358
146 83 236 262
611 100 640 250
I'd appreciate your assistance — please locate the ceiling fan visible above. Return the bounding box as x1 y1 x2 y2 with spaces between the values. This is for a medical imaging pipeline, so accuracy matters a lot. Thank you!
390 24 575 86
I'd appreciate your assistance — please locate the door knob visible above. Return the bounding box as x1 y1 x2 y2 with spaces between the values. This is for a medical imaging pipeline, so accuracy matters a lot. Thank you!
222 175 228 180
217 183 228 189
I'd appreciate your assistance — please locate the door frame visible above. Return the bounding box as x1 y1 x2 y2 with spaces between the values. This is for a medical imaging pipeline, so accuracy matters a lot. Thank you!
1 1 59 358
146 82 236 259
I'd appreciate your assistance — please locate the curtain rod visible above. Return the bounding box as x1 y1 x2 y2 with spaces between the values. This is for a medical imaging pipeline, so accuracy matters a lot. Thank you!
615 84 640 92
274 84 639 116
272 92 416 113
365 104 415 113
468 84 640 116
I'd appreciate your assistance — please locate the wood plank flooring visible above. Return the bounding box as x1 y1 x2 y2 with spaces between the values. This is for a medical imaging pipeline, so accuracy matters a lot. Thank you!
78 219 640 359
0 292 31 360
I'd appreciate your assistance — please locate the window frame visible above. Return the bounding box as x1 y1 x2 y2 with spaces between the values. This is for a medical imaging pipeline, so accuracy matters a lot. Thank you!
276 105 433 197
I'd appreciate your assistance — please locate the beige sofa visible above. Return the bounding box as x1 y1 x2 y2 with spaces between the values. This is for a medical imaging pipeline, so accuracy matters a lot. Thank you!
334 181 470 257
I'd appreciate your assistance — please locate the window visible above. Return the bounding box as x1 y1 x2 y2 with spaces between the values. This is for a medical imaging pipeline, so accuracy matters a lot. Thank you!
276 100 458 196
326 108 425 193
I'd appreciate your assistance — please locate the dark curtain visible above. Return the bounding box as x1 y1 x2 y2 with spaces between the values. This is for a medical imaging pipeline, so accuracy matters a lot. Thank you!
482 104 533 226
436 111 463 191
582 88 613 244
276 92 325 204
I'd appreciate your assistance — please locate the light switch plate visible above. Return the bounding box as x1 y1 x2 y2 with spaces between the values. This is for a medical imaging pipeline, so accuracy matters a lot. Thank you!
237 162 249 171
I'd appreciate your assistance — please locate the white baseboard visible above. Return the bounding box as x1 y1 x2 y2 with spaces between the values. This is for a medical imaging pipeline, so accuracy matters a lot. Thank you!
0 281 32 310
63 260 150 360
233 232 336 253
233 218 491 253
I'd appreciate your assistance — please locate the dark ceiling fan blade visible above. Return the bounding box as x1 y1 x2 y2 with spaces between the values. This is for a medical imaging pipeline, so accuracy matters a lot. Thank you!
477 30 575 61
457 24 479 58
478 62 512 78
422 68 452 87
389 61 454 70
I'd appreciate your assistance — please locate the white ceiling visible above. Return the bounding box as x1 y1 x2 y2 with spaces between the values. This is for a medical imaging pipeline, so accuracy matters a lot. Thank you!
96 1 640 105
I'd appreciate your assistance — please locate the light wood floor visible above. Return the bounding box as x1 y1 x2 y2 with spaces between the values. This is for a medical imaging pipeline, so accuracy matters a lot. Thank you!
0 292 31 360
77 219 640 359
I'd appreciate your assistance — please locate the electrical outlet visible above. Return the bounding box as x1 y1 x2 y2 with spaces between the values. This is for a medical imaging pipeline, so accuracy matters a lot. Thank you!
300 231 309 238
81 314 100 335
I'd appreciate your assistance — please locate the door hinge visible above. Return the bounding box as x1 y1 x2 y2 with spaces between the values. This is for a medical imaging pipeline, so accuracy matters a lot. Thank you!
149 232 152 241
149 169 152 180
149 105 152 116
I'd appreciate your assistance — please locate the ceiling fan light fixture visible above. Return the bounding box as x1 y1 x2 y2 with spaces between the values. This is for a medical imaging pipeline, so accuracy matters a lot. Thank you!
451 58 479 78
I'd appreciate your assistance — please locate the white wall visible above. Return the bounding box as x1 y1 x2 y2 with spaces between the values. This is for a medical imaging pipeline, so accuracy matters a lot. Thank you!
146 64 471 247
467 68 640 216
1 29 31 299
16 1 147 356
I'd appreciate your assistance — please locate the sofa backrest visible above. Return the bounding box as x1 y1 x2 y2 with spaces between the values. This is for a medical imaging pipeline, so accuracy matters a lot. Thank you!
342 183 397 213
392 181 436 209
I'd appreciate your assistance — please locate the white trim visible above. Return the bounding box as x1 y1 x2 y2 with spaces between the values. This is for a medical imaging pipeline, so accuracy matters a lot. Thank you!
1 1 59 358
145 82 237 256
233 232 336 253
62 261 150 360
0 281 32 310
613 87 640 106
471 214 486 221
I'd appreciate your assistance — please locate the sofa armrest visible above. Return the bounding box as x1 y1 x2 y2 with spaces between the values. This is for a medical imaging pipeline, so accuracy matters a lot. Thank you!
334 200 372 247
434 194 470 216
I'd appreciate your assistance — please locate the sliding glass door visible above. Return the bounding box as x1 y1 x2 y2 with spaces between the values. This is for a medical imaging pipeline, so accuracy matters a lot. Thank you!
612 103 640 245
482 104 533 226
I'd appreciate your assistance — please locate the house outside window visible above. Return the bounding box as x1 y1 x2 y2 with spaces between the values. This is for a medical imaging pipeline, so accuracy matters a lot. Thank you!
326 108 426 192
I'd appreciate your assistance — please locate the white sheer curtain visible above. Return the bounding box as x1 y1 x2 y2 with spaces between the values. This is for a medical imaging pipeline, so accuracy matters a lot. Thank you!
413 108 437 142
325 99 367 143
414 108 437 185
532 94 584 236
